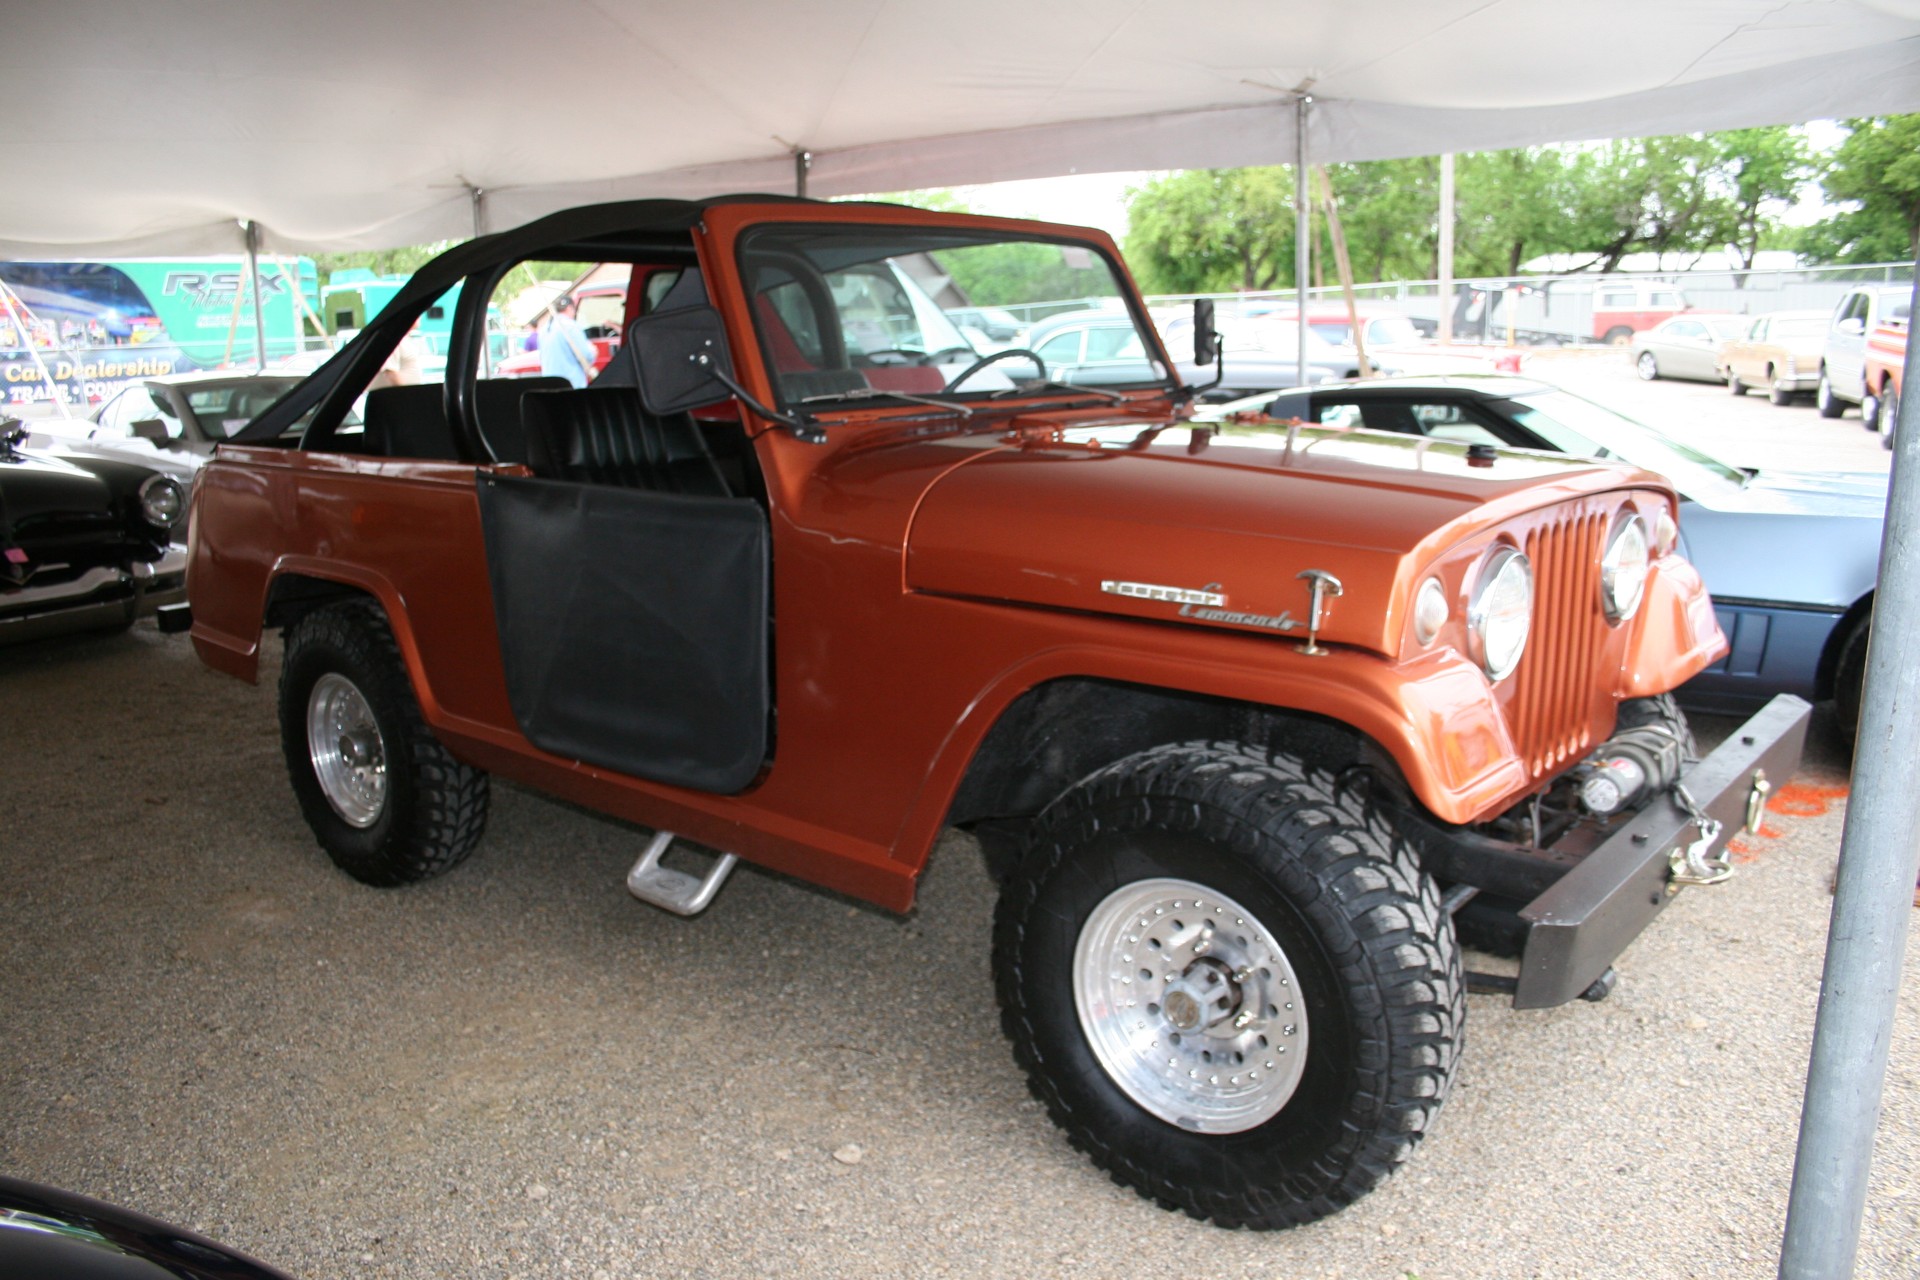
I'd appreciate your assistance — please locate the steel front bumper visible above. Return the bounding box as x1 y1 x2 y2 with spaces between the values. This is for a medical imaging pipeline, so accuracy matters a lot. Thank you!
1512 693 1811 1008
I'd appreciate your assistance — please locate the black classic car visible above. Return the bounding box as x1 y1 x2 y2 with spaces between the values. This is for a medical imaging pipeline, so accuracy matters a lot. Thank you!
1 417 186 644
0 1174 295 1279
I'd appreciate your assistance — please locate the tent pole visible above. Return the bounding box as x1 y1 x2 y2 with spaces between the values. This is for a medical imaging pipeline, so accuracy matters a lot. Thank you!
472 186 492 378
244 220 267 371
1438 153 1455 345
1294 95 1311 383
795 149 812 199
0 279 72 418
1777 260 1920 1279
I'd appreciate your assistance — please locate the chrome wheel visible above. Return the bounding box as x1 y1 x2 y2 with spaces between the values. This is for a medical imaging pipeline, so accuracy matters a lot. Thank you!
307 672 388 828
1073 877 1308 1133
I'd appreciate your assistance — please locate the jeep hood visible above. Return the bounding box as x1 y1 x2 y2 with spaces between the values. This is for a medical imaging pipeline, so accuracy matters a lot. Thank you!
904 420 1658 657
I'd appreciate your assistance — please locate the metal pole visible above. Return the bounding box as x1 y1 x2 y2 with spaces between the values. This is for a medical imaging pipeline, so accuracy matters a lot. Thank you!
243 220 267 371
1438 153 1455 345
795 149 812 199
472 186 492 378
1294 95 1311 384
1778 263 1920 1279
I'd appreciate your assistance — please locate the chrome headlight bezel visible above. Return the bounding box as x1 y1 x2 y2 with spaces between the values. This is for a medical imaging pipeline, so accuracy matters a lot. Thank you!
1467 544 1533 682
138 474 184 530
1600 510 1650 623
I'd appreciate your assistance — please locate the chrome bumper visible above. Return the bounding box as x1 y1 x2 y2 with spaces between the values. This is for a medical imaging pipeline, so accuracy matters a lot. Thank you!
0 548 188 645
1512 694 1811 1008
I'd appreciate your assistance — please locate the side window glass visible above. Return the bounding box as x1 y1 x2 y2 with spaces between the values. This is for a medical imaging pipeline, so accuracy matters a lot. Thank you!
1749 319 1767 341
1084 326 1144 362
1035 331 1083 366
1314 403 1365 429
95 390 131 434
1649 291 1681 309
1597 289 1633 309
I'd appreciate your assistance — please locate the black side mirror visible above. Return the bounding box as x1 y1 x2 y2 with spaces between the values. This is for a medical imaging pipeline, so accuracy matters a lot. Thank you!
1193 298 1219 366
626 304 823 442
627 306 735 417
129 418 168 443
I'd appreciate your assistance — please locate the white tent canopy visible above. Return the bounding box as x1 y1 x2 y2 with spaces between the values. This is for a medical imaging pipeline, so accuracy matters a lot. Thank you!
4 0 1918 256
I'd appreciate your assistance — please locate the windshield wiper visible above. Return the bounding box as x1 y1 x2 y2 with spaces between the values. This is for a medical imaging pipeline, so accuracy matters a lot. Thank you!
989 380 1127 403
799 387 973 418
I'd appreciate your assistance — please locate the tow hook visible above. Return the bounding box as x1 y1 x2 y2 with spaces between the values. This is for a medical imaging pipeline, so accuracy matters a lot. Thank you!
1666 783 1731 892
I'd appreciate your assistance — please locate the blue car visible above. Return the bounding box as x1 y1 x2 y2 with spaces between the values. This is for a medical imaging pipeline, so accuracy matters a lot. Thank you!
1207 375 1885 737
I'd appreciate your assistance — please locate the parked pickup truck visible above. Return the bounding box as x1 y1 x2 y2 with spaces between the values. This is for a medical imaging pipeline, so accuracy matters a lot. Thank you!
184 197 1807 1230
1864 307 1909 448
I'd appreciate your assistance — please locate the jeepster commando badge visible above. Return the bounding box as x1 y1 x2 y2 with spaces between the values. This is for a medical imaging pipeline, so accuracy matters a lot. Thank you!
1102 580 1303 632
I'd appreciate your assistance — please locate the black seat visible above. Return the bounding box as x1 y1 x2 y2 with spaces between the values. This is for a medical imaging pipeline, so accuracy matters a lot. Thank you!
474 376 568 463
521 388 731 496
361 384 456 459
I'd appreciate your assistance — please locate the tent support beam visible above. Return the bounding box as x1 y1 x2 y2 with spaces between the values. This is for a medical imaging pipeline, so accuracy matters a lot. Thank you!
1294 95 1311 381
1438 153 1455 344
795 149 812 199
243 220 267 371
471 185 491 377
1777 259 1920 1278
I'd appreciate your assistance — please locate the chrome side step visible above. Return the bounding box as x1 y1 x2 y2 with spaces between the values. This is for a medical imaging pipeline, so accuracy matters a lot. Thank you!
625 831 738 916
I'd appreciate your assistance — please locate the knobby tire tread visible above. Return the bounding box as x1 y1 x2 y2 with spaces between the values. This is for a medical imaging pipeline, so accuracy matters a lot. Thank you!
280 600 489 885
994 740 1463 1230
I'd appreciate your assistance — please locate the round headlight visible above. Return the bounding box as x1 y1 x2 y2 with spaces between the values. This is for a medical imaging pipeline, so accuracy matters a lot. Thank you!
1412 576 1449 647
138 474 184 530
1601 511 1650 623
1468 545 1532 682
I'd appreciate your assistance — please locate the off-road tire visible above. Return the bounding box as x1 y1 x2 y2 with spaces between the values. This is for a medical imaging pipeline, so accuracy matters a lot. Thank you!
280 600 489 885
1614 690 1698 757
993 741 1463 1230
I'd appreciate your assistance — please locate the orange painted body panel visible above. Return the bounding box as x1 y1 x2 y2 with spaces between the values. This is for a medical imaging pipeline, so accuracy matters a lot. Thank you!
1865 320 1906 401
187 200 1729 913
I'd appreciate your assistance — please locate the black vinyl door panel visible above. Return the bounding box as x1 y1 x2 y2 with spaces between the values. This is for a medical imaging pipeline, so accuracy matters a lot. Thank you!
476 473 769 793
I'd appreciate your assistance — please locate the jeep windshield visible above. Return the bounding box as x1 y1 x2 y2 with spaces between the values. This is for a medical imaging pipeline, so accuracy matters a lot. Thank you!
737 224 1170 411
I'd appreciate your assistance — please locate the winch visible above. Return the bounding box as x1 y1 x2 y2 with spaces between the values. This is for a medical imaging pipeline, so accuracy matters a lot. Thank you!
1570 722 1689 817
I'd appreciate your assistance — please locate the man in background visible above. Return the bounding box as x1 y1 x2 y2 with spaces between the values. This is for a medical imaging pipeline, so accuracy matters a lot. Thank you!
540 295 596 388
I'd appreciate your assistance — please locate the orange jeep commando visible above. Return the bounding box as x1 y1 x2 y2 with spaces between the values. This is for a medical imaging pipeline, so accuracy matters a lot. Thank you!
183 198 1807 1229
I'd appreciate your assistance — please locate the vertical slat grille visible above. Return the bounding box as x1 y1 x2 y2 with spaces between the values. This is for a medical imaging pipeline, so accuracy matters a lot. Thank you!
1511 509 1608 775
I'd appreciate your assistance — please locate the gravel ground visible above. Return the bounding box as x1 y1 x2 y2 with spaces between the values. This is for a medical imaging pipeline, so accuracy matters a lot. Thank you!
4 358 1916 1279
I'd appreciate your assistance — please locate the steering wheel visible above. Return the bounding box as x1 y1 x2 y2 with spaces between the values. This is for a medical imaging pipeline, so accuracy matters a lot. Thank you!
942 347 1047 393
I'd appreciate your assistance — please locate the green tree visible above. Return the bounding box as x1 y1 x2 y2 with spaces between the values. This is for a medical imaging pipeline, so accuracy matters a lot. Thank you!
1123 168 1297 293
311 243 448 288
1714 125 1810 269
1797 115 1920 263
1319 158 1440 282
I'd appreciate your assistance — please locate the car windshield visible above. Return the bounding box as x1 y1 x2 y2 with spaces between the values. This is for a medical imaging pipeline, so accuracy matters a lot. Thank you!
1701 316 1751 340
738 225 1165 407
1497 387 1747 492
183 378 303 438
